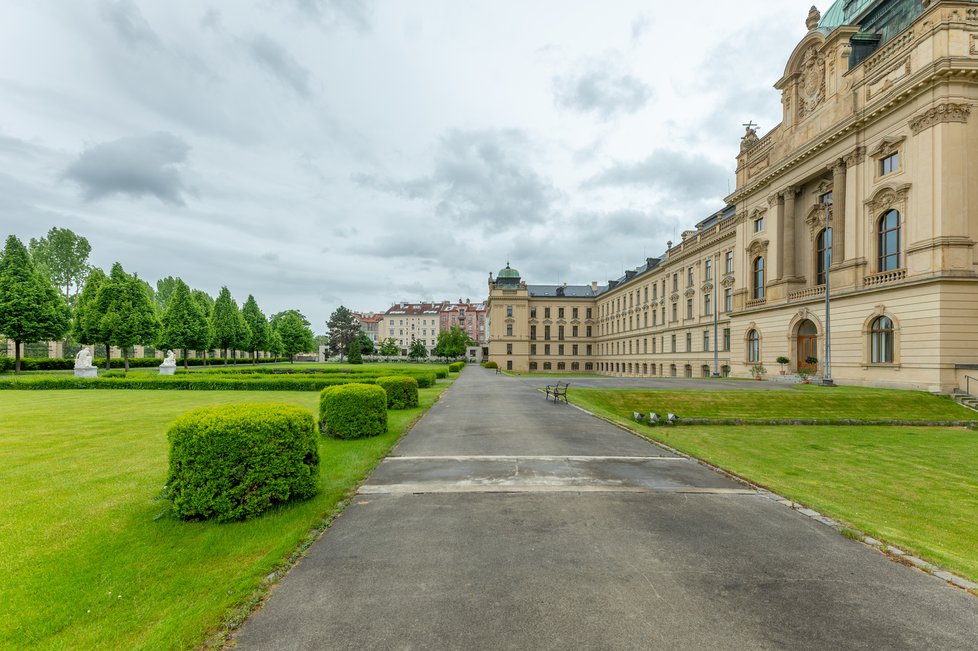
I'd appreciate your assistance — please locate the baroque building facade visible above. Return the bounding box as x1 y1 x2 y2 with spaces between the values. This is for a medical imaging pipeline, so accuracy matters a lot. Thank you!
487 0 978 393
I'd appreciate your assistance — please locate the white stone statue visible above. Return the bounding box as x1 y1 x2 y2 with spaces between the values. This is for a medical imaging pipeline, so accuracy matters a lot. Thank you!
74 347 94 369
159 350 177 375
73 347 97 378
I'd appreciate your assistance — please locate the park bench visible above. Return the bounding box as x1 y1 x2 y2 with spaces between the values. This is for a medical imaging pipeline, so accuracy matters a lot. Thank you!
545 382 569 404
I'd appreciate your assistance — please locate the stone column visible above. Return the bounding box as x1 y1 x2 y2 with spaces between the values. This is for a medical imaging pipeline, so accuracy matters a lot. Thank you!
830 159 847 264
783 186 797 278
774 193 785 280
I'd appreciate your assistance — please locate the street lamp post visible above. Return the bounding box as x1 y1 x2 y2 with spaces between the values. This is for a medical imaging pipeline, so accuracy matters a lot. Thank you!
822 202 835 386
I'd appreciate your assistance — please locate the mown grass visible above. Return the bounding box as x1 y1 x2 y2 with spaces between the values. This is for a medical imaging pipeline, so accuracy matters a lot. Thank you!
0 385 447 649
572 385 976 421
574 386 978 583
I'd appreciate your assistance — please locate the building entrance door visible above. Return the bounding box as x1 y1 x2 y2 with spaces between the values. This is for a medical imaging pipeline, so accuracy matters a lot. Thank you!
797 319 818 371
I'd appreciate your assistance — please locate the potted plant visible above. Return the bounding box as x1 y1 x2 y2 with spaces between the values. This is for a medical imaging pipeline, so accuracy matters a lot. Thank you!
804 355 818 375
776 356 789 375
797 367 811 384
750 363 767 380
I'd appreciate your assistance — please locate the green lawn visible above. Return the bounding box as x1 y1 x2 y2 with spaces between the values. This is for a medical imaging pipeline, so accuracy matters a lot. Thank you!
0 386 447 649
572 385 977 421
574 387 978 584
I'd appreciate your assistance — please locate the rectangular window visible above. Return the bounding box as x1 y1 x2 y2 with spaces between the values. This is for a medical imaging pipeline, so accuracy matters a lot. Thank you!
652 311 657 327
687 267 694 287
530 306 536 318
558 326 565 340
586 326 592 337
723 327 731 351
571 362 580 371
572 344 578 355
754 217 764 233
643 338 648 354
686 299 693 320
725 251 734 273
506 343 513 355
652 338 656 354
703 330 710 351
586 344 592 355
880 152 899 176
724 288 733 313
670 334 676 353
572 325 579 337
586 308 592 319
704 294 712 316
705 259 712 281
530 325 536 340
544 326 551 340
545 344 551 355
672 273 678 292
558 307 564 319
544 307 551 318
671 303 677 322
652 284 657 300
506 324 513 336
506 305 513 317
572 307 578 319
557 362 565 370
558 344 564 356
686 332 692 352
530 344 537 355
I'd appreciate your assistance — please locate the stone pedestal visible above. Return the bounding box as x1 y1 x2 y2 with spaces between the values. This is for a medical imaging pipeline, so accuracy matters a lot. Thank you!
74 367 97 379
159 366 176 376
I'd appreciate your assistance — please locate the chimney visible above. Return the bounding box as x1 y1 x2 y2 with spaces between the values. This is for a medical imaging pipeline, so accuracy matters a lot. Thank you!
591 281 598 291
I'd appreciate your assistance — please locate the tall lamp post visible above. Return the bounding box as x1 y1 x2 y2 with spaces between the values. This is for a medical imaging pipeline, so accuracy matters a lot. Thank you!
822 202 835 386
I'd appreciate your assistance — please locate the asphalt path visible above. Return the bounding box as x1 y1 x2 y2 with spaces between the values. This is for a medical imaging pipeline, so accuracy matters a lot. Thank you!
233 367 978 650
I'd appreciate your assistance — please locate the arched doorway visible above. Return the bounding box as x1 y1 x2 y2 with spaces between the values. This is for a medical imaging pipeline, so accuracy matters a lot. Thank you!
797 319 818 371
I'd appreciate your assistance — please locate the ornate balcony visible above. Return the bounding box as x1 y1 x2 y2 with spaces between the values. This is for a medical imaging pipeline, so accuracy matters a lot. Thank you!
863 269 907 287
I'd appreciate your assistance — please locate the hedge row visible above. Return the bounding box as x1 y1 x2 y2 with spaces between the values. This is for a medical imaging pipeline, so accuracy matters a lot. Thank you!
197 367 448 379
166 404 319 522
319 384 388 439
0 356 290 372
448 362 465 373
0 372 440 391
376 376 420 409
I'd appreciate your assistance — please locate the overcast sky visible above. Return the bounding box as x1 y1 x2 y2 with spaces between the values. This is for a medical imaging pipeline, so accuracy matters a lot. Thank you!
0 0 820 332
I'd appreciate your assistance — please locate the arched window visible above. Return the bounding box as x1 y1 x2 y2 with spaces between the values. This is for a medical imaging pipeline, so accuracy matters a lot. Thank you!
878 210 901 271
816 227 832 285
747 329 760 363
871 316 894 363
752 257 765 299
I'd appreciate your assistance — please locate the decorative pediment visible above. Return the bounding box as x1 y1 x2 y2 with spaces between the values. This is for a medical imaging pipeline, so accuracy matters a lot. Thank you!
750 206 768 220
814 179 833 196
865 183 911 215
720 274 736 288
684 287 696 298
870 136 906 158
747 239 769 257
805 203 832 237
797 44 826 119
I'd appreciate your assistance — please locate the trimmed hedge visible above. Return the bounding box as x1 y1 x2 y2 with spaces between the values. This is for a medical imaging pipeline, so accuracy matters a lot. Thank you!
376 375 419 409
165 404 319 522
319 384 387 439
0 356 290 372
482 360 498 369
0 376 379 391
448 361 465 373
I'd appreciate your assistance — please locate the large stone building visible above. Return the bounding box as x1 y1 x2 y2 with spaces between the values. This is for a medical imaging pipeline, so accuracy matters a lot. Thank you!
488 0 978 393
378 302 446 355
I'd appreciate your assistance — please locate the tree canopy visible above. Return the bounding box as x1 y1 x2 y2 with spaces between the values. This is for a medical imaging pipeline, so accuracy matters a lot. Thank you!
275 311 314 362
158 279 210 368
408 338 428 361
242 295 272 362
0 235 70 372
72 267 108 352
211 286 249 363
326 305 359 360
379 337 399 358
433 326 475 360
93 262 159 371
28 227 91 305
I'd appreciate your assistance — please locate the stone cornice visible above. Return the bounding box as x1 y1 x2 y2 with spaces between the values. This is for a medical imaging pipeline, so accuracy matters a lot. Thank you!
909 102 972 134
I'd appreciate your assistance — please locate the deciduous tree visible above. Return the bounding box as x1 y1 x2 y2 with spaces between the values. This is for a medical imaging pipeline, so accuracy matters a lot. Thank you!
73 267 109 366
408 338 428 361
433 326 475 360
242 295 271 363
212 287 249 364
276 311 314 362
93 263 159 372
28 227 92 305
379 337 399 359
326 305 358 361
0 236 70 373
158 279 209 369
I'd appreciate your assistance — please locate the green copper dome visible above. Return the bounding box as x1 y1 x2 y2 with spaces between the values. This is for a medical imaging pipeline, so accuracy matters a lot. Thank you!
497 263 520 279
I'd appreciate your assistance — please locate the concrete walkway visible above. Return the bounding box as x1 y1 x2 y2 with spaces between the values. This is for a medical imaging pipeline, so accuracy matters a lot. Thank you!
234 367 978 650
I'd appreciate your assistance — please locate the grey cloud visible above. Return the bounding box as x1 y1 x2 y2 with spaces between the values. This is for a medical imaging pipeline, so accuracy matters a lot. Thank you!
355 129 559 230
630 15 651 44
243 33 312 98
553 60 651 119
63 132 192 205
99 0 163 49
584 150 729 201
278 0 373 33
352 230 458 260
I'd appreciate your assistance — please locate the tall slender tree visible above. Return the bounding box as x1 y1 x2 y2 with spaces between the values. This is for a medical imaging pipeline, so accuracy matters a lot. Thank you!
0 236 70 373
241 294 271 363
93 263 159 372
211 287 249 365
191 289 215 364
73 267 109 366
158 279 208 369
28 227 92 305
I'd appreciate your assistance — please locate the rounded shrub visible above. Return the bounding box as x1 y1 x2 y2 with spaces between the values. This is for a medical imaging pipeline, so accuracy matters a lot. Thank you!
448 361 465 373
376 375 419 409
319 383 388 439
482 360 498 369
165 404 319 522
414 372 436 388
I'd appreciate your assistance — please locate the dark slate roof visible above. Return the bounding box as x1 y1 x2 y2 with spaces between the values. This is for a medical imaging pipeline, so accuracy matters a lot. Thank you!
528 285 602 298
